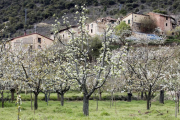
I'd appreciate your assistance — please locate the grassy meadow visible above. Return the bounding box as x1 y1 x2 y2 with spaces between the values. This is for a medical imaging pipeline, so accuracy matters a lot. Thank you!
0 94 179 120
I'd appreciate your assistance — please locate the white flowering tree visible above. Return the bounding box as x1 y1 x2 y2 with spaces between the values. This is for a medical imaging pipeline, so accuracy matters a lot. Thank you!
52 65 71 106
0 40 12 108
106 49 126 105
41 46 73 106
124 46 172 110
163 53 180 118
53 5 124 116
122 48 144 100
15 49 51 110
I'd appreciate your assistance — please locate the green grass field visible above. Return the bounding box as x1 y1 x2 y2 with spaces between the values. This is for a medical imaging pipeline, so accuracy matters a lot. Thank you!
0 99 179 120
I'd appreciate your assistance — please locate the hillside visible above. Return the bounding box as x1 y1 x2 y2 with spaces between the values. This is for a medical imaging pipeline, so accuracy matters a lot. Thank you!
0 0 180 39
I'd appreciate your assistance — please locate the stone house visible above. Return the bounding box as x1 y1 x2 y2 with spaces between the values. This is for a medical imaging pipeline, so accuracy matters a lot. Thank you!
57 25 79 40
122 12 176 34
122 13 150 32
7 33 54 52
52 17 117 42
148 12 176 34
50 25 79 45
86 17 117 36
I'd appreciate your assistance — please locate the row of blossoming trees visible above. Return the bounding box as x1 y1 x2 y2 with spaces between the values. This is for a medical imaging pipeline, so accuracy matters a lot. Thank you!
0 5 180 117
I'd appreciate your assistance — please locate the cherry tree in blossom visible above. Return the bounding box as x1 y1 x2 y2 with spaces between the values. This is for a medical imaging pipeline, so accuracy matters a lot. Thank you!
53 5 125 116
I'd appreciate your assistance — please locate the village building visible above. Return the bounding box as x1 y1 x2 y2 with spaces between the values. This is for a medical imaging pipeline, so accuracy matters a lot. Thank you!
148 12 176 34
86 17 117 36
51 17 117 43
57 25 79 40
122 12 177 35
122 13 150 32
50 25 79 45
7 33 54 52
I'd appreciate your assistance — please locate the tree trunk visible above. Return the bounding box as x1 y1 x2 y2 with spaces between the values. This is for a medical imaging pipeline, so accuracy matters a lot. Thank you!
96 99 98 111
147 97 150 110
111 92 114 106
83 94 89 116
141 91 143 100
10 89 15 102
159 90 164 104
31 91 33 110
61 93 64 106
175 101 178 118
99 92 102 100
1 91 4 108
98 89 102 100
127 92 132 102
47 92 50 106
147 85 152 110
45 93 47 102
178 93 179 113
34 93 38 110
57 93 60 101
178 96 179 113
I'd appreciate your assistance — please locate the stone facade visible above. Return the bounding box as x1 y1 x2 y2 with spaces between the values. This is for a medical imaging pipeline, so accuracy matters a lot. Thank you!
122 13 150 32
52 17 117 43
7 33 53 52
148 12 176 34
86 17 117 36
58 26 79 41
122 12 177 34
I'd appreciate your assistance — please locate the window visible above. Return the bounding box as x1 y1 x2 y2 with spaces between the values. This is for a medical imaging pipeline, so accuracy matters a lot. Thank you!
128 20 130 24
38 38 41 43
166 17 168 20
63 34 64 38
91 24 93 28
91 29 93 33
166 23 168 26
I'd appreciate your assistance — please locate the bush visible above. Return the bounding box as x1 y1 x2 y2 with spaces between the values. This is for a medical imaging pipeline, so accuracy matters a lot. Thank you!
119 9 127 15
126 3 133 8
135 8 139 13
109 0 116 5
89 36 102 60
153 9 167 14
132 3 139 8
118 0 125 4
126 0 133 3
165 39 180 44
26 3 35 9
15 23 24 30
110 9 118 15
140 0 146 3
140 5 145 9
65 2 75 9
101 112 110 116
